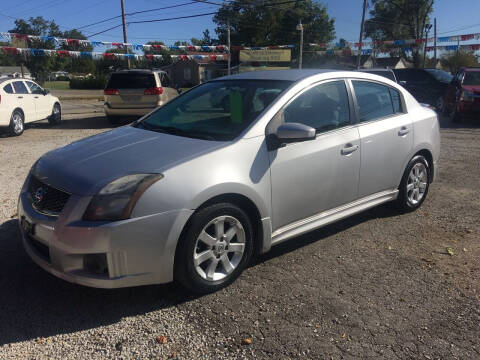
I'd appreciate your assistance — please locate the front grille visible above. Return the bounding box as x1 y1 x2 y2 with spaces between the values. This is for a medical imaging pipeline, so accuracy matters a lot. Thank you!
26 234 51 262
28 176 70 216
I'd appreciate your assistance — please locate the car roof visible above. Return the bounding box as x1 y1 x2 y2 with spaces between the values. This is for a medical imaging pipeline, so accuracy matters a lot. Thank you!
357 68 394 72
462 67 480 72
218 69 338 82
112 69 165 75
0 77 33 85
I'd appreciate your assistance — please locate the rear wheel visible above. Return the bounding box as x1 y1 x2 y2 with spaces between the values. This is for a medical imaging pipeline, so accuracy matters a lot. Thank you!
396 155 430 212
174 203 254 294
435 96 444 112
48 103 62 125
9 110 24 136
449 101 462 123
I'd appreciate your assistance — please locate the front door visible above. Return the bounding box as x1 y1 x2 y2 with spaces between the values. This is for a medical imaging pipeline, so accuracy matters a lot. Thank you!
269 80 361 231
26 81 51 119
351 80 413 197
12 81 36 123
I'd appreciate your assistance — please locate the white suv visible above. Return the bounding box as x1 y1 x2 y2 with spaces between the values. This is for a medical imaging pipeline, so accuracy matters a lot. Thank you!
103 69 179 124
0 78 61 136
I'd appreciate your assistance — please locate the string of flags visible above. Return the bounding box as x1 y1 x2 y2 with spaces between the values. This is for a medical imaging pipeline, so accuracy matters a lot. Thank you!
312 43 480 55
308 33 480 50
0 32 229 52
0 47 229 61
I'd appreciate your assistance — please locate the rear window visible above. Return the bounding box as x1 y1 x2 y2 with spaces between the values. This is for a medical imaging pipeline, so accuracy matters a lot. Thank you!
463 71 480 85
362 70 396 82
106 73 156 89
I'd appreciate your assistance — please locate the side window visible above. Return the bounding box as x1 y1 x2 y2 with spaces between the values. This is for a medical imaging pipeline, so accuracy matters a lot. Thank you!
3 83 14 94
389 88 403 113
457 71 464 83
26 81 43 94
12 81 29 94
161 73 170 87
283 80 350 133
352 81 395 122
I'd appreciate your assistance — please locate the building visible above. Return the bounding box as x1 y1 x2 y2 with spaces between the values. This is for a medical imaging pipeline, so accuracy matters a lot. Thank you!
0 66 32 79
364 56 411 69
163 56 228 87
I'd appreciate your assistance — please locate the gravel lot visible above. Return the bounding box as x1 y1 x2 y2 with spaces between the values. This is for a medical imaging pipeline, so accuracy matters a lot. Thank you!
0 111 479 359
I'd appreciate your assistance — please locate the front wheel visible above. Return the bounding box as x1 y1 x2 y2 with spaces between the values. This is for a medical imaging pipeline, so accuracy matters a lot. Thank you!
174 203 254 294
396 155 430 212
48 103 62 125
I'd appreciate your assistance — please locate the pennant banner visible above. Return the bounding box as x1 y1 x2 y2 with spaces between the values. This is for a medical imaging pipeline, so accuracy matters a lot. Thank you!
0 32 229 52
0 46 229 62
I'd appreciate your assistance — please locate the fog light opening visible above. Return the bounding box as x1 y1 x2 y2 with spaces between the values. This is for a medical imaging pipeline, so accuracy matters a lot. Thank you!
83 254 108 276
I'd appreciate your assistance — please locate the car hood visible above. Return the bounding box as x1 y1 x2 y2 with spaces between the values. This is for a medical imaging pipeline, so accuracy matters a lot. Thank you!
462 85 480 93
33 126 225 195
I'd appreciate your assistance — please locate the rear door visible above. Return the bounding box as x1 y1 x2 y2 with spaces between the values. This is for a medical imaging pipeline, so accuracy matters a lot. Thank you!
351 80 413 197
26 81 51 119
105 72 158 108
12 81 36 122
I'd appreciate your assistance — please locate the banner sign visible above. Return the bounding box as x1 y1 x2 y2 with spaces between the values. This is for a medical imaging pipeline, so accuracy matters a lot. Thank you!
239 49 291 62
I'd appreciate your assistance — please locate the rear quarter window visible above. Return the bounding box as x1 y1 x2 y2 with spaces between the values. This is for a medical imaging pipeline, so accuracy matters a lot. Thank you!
107 73 156 89
3 83 14 93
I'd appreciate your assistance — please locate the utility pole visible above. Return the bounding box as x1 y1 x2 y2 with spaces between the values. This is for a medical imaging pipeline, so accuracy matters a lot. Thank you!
433 18 437 66
227 21 231 75
120 0 130 69
357 0 367 69
423 23 432 68
296 20 303 69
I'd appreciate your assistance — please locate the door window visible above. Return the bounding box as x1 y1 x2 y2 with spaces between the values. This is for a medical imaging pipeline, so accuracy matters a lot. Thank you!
26 81 44 94
282 80 350 134
160 73 170 87
12 81 29 94
3 83 14 93
353 81 400 122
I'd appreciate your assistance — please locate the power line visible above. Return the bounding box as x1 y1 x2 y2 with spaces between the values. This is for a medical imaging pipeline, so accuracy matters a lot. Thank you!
127 12 218 25
87 24 124 38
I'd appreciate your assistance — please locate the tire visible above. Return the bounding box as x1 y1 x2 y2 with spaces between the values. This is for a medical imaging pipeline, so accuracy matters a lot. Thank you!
396 155 430 212
9 109 24 136
48 103 62 125
174 203 254 294
449 101 462 123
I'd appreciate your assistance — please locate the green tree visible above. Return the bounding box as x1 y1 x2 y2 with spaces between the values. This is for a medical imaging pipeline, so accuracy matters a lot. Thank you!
364 0 434 68
213 0 335 47
440 51 479 74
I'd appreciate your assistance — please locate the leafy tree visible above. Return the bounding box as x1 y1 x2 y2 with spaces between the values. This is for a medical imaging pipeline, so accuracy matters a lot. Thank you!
213 0 335 47
364 0 434 68
440 51 479 74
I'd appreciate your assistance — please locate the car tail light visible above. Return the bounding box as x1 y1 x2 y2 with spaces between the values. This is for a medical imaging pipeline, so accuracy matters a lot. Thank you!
104 88 119 95
144 87 163 95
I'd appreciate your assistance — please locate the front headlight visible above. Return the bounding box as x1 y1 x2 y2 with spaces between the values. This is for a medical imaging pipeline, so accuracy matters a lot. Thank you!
83 174 163 221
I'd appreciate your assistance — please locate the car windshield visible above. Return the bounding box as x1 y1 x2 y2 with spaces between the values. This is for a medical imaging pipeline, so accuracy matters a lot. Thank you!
135 79 292 141
463 71 480 85
424 69 453 83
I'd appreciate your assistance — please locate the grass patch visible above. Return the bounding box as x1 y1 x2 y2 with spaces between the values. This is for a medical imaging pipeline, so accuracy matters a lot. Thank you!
44 81 70 90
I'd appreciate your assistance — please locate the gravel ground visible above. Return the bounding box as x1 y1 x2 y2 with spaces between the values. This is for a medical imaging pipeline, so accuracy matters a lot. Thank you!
0 113 479 359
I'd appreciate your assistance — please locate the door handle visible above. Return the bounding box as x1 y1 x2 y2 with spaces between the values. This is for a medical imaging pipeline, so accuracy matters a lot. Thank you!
17 96 23 99
398 127 410 136
34 96 39 98
341 144 359 155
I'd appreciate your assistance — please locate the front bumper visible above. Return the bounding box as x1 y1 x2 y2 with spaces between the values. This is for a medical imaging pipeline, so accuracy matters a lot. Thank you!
18 185 193 288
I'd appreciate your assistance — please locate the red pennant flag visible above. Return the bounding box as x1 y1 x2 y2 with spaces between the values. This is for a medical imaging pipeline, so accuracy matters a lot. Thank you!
187 45 196 51
103 53 116 59
145 54 154 60
216 45 224 51
112 42 123 48
415 39 424 44
67 39 80 46
2 47 18 55
57 50 71 57
209 54 217 61
461 34 474 41
14 33 29 40
180 55 188 61
152 45 162 49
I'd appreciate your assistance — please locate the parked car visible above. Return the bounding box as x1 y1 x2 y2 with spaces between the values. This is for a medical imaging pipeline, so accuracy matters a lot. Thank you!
103 69 179 124
19 70 440 293
357 68 397 83
393 68 453 109
443 67 480 122
0 78 61 136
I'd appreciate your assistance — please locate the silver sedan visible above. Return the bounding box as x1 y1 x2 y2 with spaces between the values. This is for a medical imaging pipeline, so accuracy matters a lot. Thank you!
18 70 440 293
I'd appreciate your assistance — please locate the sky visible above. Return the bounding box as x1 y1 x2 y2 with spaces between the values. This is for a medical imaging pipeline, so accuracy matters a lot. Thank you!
0 0 480 47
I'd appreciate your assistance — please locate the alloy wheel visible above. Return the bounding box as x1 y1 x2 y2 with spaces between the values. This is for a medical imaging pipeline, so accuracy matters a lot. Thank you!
193 215 246 281
406 163 428 205
12 113 24 134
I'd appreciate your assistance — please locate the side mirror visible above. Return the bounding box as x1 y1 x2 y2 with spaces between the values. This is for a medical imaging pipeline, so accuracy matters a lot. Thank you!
399 80 407 86
267 122 316 150
175 84 182 94
43 89 50 95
